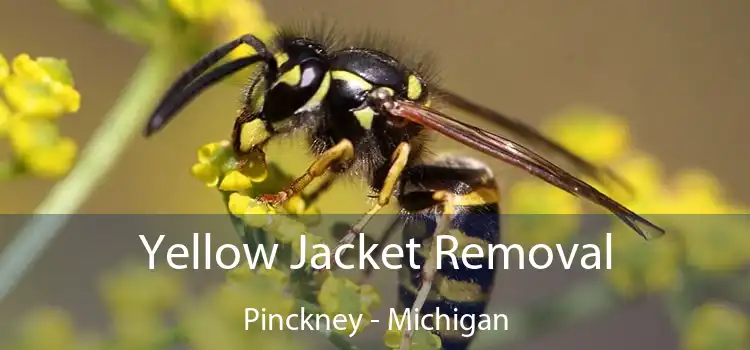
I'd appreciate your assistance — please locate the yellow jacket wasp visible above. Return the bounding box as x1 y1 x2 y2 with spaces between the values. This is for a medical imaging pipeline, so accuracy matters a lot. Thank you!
144 25 665 350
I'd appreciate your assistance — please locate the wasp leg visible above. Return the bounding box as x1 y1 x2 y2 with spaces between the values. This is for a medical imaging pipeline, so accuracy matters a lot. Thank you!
400 191 456 350
331 142 411 252
397 156 501 350
357 216 403 284
259 139 355 206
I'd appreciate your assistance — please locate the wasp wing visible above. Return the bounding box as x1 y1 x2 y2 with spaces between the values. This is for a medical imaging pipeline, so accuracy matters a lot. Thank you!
435 88 634 196
385 98 665 240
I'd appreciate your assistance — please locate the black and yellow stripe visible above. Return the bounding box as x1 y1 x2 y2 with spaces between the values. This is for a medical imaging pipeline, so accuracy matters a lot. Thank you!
397 157 500 350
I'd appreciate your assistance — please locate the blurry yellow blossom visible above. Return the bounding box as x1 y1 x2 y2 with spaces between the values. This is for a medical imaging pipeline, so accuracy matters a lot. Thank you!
543 108 630 164
227 192 275 227
318 275 381 336
0 99 11 135
0 54 8 84
219 170 253 191
190 140 267 190
182 267 297 350
168 0 226 23
218 0 278 59
292 233 327 266
505 180 581 247
604 227 681 298
669 170 732 214
384 327 442 350
101 263 183 318
683 302 749 350
268 215 307 243
5 54 80 118
14 308 78 350
1 52 79 180
7 118 77 178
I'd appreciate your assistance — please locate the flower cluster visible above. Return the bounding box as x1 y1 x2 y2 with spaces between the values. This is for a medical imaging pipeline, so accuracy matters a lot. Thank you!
2 262 306 350
0 53 80 180
190 140 382 341
505 107 749 298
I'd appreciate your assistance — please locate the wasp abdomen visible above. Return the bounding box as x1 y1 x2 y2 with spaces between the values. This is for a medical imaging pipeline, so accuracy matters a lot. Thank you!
397 157 500 350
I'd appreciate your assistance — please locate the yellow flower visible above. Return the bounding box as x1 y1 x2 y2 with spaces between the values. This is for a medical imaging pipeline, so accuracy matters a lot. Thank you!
191 162 220 187
227 192 275 227
190 141 268 189
683 302 749 350
292 233 327 266
181 269 297 350
603 227 681 298
669 170 730 214
0 53 8 85
0 98 12 135
16 307 78 350
219 170 253 191
168 0 227 23
219 0 277 60
678 212 749 272
7 118 78 178
4 54 80 118
267 215 307 243
543 107 631 164
101 263 183 318
384 327 442 350
317 275 381 336
505 180 581 247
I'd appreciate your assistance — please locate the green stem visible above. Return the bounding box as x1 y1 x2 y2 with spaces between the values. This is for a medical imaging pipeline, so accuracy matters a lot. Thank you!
0 50 174 303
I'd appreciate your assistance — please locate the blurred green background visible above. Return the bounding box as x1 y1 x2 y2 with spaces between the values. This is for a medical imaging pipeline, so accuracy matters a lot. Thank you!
0 0 748 349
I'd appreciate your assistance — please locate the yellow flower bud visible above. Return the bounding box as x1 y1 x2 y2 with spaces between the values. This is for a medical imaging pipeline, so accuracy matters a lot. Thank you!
604 228 680 298
318 276 381 336
197 141 226 163
543 108 630 164
3 75 80 118
4 54 80 118
384 328 442 350
190 162 220 187
19 308 77 350
282 195 306 214
683 302 749 350
23 137 77 178
269 215 307 243
219 170 253 191
227 193 252 216
7 117 60 155
168 0 227 23
0 98 12 135
0 54 8 85
292 233 326 266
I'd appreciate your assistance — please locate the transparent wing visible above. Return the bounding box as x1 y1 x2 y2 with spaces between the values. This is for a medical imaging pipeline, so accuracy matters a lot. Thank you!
385 98 665 240
435 87 634 195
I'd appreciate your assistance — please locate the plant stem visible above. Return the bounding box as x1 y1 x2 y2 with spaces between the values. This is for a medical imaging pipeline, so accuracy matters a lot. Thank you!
0 50 174 303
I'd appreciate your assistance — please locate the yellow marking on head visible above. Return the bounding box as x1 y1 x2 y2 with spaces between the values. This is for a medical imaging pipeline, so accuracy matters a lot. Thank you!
435 277 487 303
407 75 423 100
239 119 270 152
274 52 290 66
451 187 500 206
298 72 330 111
275 65 301 87
353 107 376 129
331 70 373 90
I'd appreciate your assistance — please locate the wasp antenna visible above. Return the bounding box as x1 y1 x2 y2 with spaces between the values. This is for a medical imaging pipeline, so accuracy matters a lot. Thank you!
144 34 276 137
